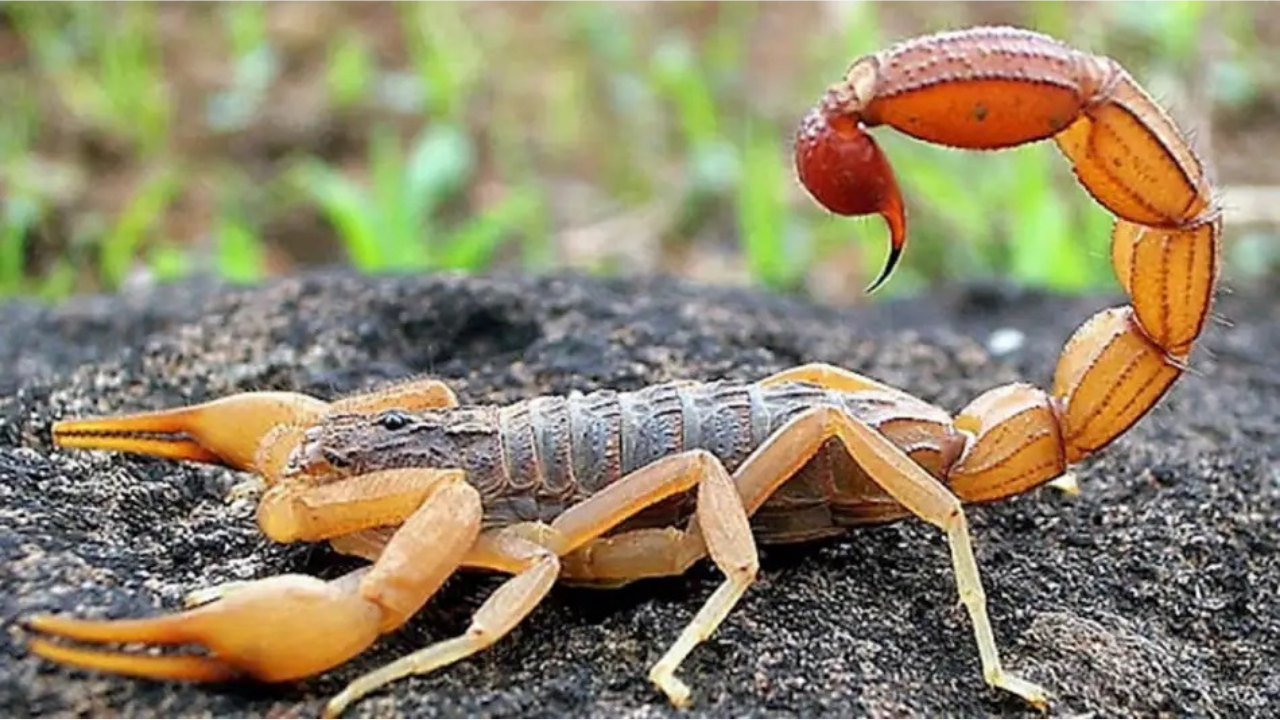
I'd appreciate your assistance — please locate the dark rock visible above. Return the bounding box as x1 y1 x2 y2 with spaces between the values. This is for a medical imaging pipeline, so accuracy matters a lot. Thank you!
2 270 1277 718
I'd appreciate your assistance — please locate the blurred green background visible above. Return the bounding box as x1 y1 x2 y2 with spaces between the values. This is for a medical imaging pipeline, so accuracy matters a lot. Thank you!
1 1 1277 305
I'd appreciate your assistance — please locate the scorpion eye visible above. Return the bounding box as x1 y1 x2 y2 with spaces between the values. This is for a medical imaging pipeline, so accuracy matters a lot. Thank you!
377 410 412 432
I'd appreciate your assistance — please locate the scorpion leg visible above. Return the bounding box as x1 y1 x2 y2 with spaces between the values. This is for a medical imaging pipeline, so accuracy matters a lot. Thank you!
766 363 1082 498
323 529 560 718
760 361 910 396
329 376 459 413
182 581 254 609
321 449 755 714
26 467 479 689
313 379 459 565
559 527 705 587
548 451 757 707
329 527 396 562
745 406 1046 708
564 404 1046 710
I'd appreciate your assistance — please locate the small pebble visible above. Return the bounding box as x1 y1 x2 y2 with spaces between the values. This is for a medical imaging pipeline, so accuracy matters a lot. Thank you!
986 327 1025 356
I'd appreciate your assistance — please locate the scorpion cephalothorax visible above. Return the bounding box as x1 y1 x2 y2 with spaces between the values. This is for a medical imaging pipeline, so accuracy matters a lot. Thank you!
284 380 964 537
285 406 501 482
27 25 1219 718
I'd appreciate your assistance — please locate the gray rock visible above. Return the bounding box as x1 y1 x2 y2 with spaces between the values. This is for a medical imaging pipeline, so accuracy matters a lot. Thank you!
2 270 1276 718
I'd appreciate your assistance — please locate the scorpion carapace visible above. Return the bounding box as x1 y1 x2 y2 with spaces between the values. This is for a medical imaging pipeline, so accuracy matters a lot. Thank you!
26 25 1219 719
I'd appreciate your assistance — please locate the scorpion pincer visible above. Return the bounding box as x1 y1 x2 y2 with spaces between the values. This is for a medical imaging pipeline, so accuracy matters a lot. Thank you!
27 25 1219 717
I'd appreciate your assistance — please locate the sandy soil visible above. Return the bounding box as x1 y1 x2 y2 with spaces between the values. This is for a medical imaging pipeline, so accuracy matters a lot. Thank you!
1 270 1277 718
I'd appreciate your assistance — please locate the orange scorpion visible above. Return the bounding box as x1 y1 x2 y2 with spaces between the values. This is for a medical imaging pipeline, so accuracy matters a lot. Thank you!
24 26 1219 717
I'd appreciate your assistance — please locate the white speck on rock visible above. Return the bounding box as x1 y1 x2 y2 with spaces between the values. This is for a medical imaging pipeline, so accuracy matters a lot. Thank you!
987 327 1025 356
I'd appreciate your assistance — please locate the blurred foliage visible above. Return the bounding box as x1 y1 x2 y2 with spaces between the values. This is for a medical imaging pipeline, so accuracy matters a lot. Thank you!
0 1 1276 303
291 123 540 272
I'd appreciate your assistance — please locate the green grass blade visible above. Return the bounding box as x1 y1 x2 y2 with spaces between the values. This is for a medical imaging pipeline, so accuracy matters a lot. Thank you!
736 125 797 289
292 160 382 271
215 213 266 284
37 259 77 301
326 31 374 109
401 3 479 122
147 244 192 284
1 196 40 295
97 3 170 155
650 36 719 150
100 169 180 289
438 189 538 271
223 2 268 59
368 125 414 267
404 123 474 261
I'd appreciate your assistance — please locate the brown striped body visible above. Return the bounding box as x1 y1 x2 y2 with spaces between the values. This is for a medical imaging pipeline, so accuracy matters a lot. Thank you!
301 380 964 545
30 28 1222 714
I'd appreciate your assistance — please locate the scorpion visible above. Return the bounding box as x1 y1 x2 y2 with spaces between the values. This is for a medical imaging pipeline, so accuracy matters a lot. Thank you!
25 26 1219 717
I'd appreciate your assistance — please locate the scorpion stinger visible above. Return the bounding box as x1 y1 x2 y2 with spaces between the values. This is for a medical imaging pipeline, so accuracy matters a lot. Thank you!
29 25 1219 718
795 108 907 293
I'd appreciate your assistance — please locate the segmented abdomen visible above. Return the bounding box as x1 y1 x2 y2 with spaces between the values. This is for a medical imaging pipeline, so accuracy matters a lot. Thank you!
479 380 957 541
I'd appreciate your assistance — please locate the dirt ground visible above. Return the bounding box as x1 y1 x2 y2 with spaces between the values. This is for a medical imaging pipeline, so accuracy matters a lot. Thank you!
1 270 1277 718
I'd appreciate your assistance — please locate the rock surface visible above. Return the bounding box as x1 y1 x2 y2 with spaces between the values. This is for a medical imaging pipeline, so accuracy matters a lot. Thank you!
2 270 1277 718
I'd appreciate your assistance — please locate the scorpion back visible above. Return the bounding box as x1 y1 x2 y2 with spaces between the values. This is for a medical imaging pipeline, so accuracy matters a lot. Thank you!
294 380 965 542
30 25 1220 719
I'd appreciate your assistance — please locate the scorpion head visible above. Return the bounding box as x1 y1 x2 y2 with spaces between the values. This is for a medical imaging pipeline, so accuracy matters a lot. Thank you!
282 406 488 483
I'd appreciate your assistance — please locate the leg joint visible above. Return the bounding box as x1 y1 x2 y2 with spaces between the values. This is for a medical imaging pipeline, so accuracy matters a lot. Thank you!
686 448 721 472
